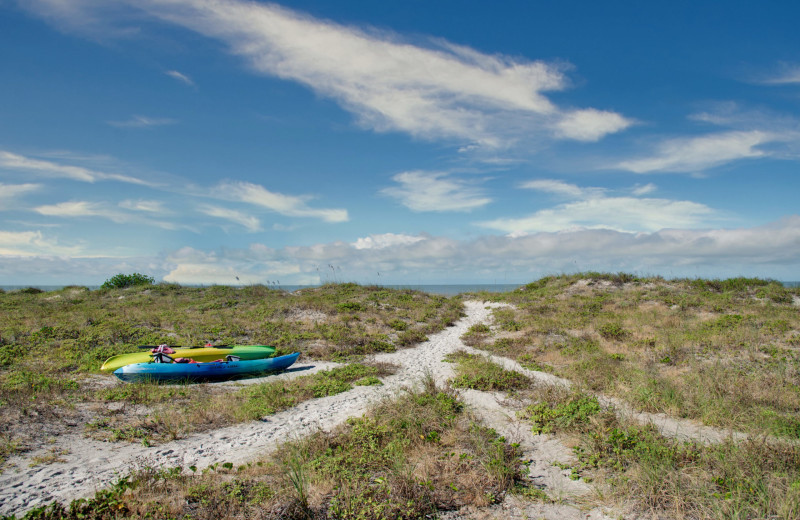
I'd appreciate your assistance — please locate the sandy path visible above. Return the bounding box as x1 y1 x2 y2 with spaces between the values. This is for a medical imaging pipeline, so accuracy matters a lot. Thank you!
0 301 745 518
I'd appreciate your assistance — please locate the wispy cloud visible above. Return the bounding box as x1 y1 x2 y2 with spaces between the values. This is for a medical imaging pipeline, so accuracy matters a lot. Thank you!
119 199 166 213
478 179 716 234
0 183 41 205
165 69 194 86
382 171 491 212
34 200 180 230
34 201 123 221
201 206 261 232
615 130 773 173
108 115 177 128
22 0 631 150
631 183 657 196
758 62 800 85
0 229 82 257
519 179 597 199
215 181 348 223
0 150 154 185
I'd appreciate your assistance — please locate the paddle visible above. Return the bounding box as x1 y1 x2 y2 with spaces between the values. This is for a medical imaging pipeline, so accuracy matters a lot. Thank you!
136 344 232 350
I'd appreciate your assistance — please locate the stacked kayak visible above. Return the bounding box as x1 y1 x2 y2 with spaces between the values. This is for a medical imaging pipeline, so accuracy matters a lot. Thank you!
114 352 300 383
100 345 276 373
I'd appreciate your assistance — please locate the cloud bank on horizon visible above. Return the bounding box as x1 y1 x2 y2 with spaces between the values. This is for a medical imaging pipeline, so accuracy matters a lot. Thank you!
1 0 799 285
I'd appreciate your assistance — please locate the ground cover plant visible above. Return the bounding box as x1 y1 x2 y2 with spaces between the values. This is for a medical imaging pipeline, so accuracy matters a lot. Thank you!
444 350 531 392
7 378 525 520
469 273 800 441
0 283 462 464
519 384 800 519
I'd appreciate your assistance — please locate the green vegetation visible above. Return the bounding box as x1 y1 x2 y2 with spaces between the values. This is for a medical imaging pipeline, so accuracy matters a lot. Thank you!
4 273 800 519
520 384 800 519
471 273 800 440
8 379 524 520
0 283 461 462
445 351 531 392
101 273 155 289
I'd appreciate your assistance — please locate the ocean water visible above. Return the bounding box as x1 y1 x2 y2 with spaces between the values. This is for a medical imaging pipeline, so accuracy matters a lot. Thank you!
2 282 797 295
0 283 522 296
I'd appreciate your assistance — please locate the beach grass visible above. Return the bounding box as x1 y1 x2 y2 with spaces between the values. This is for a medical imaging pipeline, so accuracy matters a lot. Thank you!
11 378 525 520
3 274 800 519
0 283 461 456
519 383 800 519
470 273 800 441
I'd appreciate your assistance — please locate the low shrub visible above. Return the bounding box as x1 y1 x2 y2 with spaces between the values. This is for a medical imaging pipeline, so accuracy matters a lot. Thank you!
101 273 155 289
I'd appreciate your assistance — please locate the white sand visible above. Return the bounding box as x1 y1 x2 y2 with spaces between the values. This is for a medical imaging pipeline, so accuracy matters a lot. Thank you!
0 301 745 518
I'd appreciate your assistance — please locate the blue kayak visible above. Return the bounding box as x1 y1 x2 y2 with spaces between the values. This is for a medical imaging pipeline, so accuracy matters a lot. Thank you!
113 352 300 383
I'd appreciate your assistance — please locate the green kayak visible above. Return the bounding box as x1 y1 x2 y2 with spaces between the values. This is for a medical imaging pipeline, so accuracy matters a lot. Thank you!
100 345 276 373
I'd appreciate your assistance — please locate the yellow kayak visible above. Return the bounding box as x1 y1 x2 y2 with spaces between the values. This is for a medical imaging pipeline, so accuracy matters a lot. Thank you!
100 345 276 373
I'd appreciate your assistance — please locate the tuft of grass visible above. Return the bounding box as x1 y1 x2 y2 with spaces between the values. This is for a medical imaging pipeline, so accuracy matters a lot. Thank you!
445 351 531 392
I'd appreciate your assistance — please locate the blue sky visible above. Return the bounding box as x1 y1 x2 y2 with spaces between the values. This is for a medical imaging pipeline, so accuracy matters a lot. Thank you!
1 0 799 285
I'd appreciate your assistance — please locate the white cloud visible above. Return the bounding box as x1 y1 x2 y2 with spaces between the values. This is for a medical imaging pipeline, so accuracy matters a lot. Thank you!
479 197 715 235
216 181 348 223
166 69 194 85
162 216 800 284
478 179 715 235
759 63 800 85
4 217 800 284
35 201 111 218
382 171 491 212
555 108 633 142
0 183 41 205
119 199 166 213
162 246 300 285
22 0 630 149
33 200 181 230
352 233 426 250
0 230 82 257
519 179 592 198
108 115 177 128
201 205 261 232
616 130 772 173
0 150 153 185
631 183 657 196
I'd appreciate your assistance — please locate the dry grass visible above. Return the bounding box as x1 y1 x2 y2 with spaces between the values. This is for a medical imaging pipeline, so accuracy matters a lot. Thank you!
21 378 525 520
472 274 800 440
0 283 460 459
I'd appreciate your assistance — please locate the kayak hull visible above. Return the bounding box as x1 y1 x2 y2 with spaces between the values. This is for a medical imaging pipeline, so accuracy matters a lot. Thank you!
101 345 276 372
113 352 300 383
